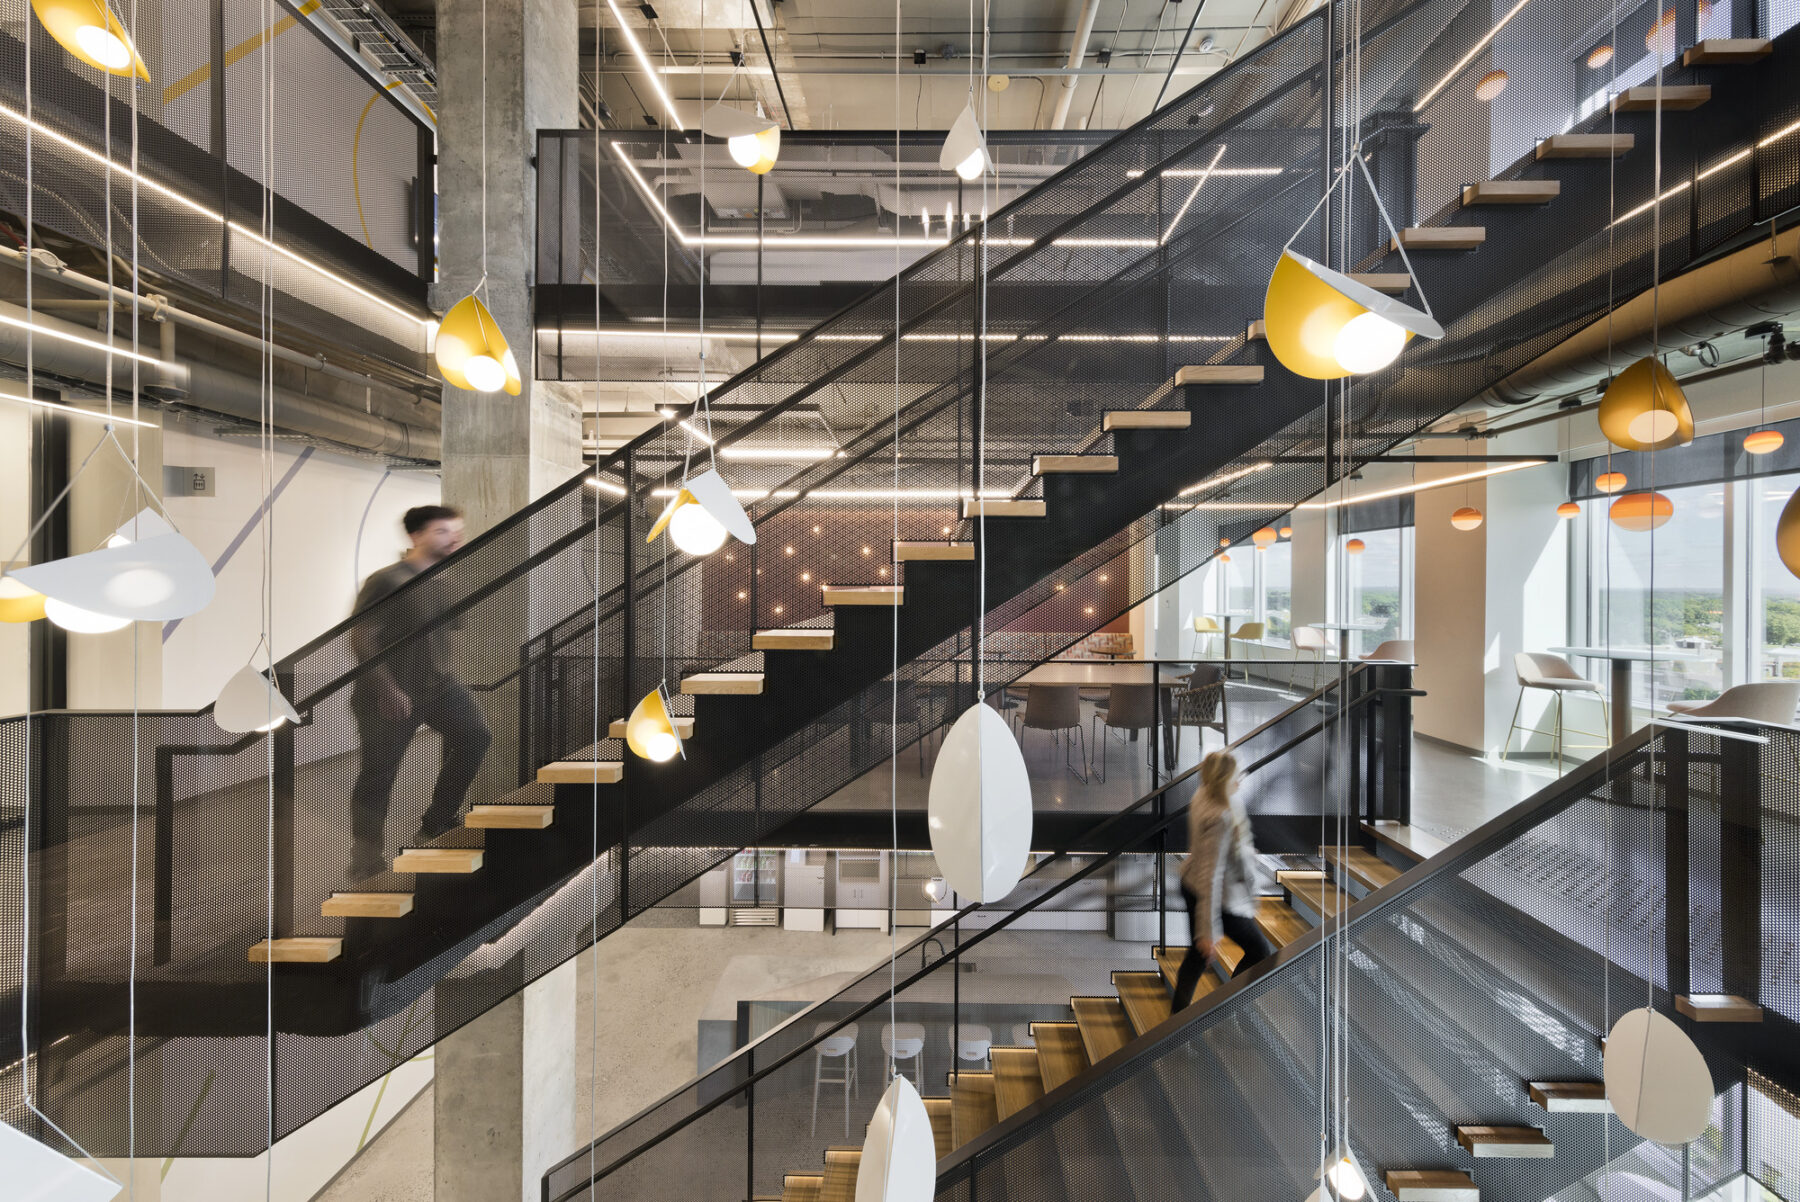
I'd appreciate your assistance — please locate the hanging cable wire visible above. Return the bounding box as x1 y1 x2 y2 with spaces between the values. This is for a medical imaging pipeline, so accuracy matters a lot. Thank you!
587 2 607 1192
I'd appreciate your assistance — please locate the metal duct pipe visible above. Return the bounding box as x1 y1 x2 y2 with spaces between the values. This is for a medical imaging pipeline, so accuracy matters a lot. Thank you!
1473 224 1800 409
1049 0 1103 130
0 300 441 460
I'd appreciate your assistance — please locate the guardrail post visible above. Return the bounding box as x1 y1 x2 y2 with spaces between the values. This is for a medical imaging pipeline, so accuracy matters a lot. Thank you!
155 747 174 966
1663 727 1691 1001
274 670 297 936
621 446 636 923
1718 727 1762 1001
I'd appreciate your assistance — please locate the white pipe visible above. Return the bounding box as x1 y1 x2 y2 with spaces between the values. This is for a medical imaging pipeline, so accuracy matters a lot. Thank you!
1048 0 1103 130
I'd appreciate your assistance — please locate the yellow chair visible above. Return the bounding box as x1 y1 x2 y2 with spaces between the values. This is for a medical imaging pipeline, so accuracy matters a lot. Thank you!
1228 621 1265 681
1191 616 1222 658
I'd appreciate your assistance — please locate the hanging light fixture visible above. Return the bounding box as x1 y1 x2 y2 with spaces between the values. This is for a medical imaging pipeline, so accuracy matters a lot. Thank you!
1345 537 1366 554
928 705 1032 901
1745 428 1784 455
1279 525 1293 539
1609 490 1674 532
624 686 684 762
701 102 780 174
0 576 47 623
1598 357 1693 452
1595 470 1629 494
435 292 520 395
855 1075 936 1202
1587 43 1615 68
939 103 988 181
1219 551 1232 562
1450 506 1484 531
1604 1007 1713 1143
1557 501 1581 519
1475 69 1508 101
1219 537 1231 547
1252 526 1278 548
0 1116 121 1202
922 876 949 903
214 659 300 733
648 466 757 556
31 0 148 78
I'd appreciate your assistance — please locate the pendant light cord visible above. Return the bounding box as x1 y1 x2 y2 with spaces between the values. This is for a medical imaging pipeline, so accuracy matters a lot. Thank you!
588 6 606 1180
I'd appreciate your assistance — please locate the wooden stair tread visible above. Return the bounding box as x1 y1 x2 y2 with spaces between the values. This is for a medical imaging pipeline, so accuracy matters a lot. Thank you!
1528 1080 1610 1112
1363 820 1447 862
1030 1022 1091 1092
1676 993 1762 1022
1033 454 1119 475
1393 226 1486 250
1611 84 1710 112
1280 869 1345 919
823 585 904 606
1112 971 1173 1036
1387 1170 1478 1201
680 672 764 695
1071 996 1134 1064
893 541 975 561
393 846 483 874
608 715 694 740
1173 364 1264 385
1246 318 1266 341
537 760 623 785
1154 945 1221 1003
784 1177 825 1202
1255 897 1310 947
963 499 1046 519
249 937 342 964
1537 133 1633 159
950 1072 999 1147
1456 1125 1553 1157
922 1097 955 1160
1462 179 1561 205
466 804 556 829
990 1047 1047 1120
753 628 835 651
1103 410 1190 431
1350 272 1412 294
1320 844 1402 891
1683 37 1771 64
322 891 415 919
819 1148 861 1202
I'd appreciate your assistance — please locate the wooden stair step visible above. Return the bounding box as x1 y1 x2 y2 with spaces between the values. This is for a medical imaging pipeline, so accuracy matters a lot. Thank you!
1462 179 1561 206
1363 820 1447 862
1103 409 1190 431
1112 970 1173 1036
1280 869 1345 920
894 541 974 561
1350 272 1412 294
822 585 903 606
921 1097 955 1160
322 891 414 919
783 1177 824 1202
1676 993 1762 1022
1173 364 1264 385
537 760 623 785
393 846 483 874
1611 84 1711 112
1071 996 1134 1064
753 628 835 651
962 499 1046 519
1153 946 1185 990
1537 133 1633 159
608 715 694 740
1030 1022 1091 1092
1212 935 1244 976
249 937 342 964
819 1148 861 1202
1247 318 1266 341
1527 1080 1611 1113
990 1047 1047 1120
1393 226 1486 251
466 804 556 829
1154 944 1222 1002
950 1071 999 1147
1456 1125 1553 1158
1387 1171 1478 1202
1683 37 1771 64
1033 454 1119 475
1255 897 1310 947
681 672 764 695
1320 844 1402 892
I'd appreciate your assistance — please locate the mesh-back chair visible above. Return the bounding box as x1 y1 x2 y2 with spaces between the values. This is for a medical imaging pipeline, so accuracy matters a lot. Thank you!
1171 665 1228 758
1191 616 1222 657
1501 652 1609 772
1288 625 1335 688
1091 683 1158 782
1363 639 1414 661
1016 684 1088 782
1228 621 1266 681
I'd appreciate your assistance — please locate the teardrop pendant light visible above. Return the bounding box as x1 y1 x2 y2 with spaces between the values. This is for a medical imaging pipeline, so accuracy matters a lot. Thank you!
214 660 300 733
1745 428 1784 455
855 1076 936 1202
1598 357 1693 452
939 103 988 181
32 0 148 78
928 704 1031 902
625 686 684 762
1604 1007 1713 1143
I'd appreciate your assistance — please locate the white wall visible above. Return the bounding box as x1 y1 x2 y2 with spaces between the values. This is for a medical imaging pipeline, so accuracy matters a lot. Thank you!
1481 447 1577 755
1411 450 1488 750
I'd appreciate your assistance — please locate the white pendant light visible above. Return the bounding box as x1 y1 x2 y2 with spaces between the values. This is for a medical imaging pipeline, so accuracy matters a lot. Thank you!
214 660 300 733
927 704 1032 902
0 1117 120 1202
10 528 213 625
922 875 949 903
1604 1007 1714 1143
855 1075 937 1202
1304 1146 1368 1202
648 467 757 556
701 102 780 174
939 103 988 181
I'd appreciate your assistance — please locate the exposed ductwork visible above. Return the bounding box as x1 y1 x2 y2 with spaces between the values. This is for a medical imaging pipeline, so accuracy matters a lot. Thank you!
0 299 441 460
1048 0 1103 131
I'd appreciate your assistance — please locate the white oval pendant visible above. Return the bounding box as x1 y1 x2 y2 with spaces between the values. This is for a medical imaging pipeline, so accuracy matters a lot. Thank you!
927 703 1031 903
1604 1007 1714 1143
856 1075 937 1202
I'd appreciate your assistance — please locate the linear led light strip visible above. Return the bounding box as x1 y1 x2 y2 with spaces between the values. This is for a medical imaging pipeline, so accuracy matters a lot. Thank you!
1126 167 1283 179
572 327 1237 344
1415 0 1534 111
1610 117 1800 225
0 387 159 428
1163 460 1546 509
1162 145 1229 246
646 487 1015 501
1178 459 1273 497
0 101 432 332
0 311 166 366
604 0 685 131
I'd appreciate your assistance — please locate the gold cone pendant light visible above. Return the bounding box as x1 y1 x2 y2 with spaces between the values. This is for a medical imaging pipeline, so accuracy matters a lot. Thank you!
1598 357 1693 452
1265 251 1443 379
625 687 684 762
33 0 148 78
436 293 520 395
701 103 780 174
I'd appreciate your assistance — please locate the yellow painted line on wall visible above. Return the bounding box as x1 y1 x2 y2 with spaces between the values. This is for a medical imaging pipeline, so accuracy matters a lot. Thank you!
160 0 322 106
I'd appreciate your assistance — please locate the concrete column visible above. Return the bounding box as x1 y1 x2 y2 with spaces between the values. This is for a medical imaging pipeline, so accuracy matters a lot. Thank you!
434 956 579 1202
1413 447 1488 751
434 0 583 539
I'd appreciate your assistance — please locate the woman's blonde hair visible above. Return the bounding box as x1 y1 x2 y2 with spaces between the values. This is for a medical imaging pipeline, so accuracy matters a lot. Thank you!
1199 750 1239 796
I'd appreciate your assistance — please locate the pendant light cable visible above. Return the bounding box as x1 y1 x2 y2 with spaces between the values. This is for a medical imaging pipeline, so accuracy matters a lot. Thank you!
588 3 607 1191
257 0 280 1190
886 0 902 1082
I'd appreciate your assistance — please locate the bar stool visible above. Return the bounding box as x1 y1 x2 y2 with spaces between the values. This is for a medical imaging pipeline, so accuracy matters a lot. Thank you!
1287 625 1334 689
1501 652 1609 772
1191 616 1222 658
811 1020 859 1137
881 1021 926 1090
949 1022 993 1070
1228 622 1266 681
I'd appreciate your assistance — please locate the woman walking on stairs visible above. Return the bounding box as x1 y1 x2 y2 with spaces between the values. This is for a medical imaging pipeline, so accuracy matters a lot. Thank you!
1173 751 1274 1009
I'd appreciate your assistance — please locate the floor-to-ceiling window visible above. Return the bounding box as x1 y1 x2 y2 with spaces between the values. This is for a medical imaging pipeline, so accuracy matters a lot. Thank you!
1339 526 1414 657
1259 537 1294 641
1753 471 1800 682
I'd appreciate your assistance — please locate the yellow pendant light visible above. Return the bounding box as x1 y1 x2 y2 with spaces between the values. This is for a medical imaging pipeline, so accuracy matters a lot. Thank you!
1609 490 1674 532
1776 487 1800 580
1345 537 1366 554
32 0 148 78
1745 428 1784 455
1252 526 1278 547
1595 470 1628 494
1557 501 1581 519
435 293 520 395
648 467 757 557
625 687 684 762
0 576 47 623
1450 506 1484 531
1598 357 1693 452
701 102 780 175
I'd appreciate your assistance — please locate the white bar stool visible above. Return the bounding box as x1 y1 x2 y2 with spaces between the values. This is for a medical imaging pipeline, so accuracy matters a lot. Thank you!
950 1022 993 1069
881 1021 926 1090
811 1020 859 1137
